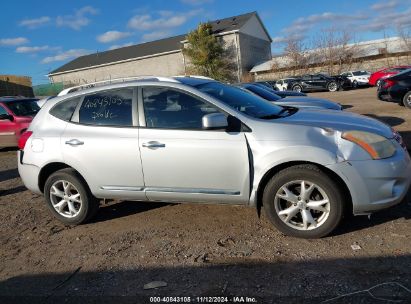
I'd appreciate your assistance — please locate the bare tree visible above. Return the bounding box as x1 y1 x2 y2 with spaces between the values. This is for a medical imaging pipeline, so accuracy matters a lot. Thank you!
282 38 308 76
397 25 411 52
313 28 358 75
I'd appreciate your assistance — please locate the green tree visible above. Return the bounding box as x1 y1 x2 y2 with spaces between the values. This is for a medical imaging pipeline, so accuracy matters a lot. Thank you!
182 22 232 81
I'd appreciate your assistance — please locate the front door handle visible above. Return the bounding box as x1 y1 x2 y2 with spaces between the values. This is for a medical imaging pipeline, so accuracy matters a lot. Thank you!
142 141 166 148
65 139 84 146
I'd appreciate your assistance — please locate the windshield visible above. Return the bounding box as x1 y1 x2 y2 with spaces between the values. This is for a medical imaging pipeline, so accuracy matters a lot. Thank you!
195 82 289 119
393 68 411 77
6 99 40 116
352 71 370 76
243 85 282 101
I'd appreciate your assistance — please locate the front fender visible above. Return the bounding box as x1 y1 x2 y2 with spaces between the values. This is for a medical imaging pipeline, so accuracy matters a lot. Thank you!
248 143 339 206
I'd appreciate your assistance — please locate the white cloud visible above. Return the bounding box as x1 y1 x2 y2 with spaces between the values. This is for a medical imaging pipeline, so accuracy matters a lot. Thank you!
41 49 91 63
289 12 366 32
97 31 132 43
0 37 29 46
127 10 201 31
16 45 52 53
180 0 213 5
108 42 134 50
359 7 411 32
19 16 51 29
371 0 398 11
56 6 98 30
272 33 306 44
141 31 172 42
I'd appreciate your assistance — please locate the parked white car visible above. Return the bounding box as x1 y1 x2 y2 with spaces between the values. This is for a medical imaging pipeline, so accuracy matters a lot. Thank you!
275 78 296 91
340 71 371 88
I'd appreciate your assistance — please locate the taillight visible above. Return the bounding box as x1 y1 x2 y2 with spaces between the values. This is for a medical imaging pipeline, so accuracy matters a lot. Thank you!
382 79 396 89
18 131 33 150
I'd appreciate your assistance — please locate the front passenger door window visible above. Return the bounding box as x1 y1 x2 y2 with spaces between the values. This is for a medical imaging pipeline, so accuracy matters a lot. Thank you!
142 87 219 129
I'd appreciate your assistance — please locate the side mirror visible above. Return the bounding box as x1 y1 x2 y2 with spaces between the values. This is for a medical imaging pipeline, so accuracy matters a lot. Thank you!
202 113 228 130
0 114 13 121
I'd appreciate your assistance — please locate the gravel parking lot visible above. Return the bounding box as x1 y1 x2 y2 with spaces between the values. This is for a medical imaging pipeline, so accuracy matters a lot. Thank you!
1 87 410 303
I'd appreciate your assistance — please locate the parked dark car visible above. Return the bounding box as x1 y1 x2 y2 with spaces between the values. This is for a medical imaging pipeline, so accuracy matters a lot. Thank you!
237 83 342 110
287 74 351 92
251 83 307 97
378 69 411 108
255 80 277 90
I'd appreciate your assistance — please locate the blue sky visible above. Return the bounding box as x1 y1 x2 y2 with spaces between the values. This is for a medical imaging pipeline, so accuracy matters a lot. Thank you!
1 0 410 85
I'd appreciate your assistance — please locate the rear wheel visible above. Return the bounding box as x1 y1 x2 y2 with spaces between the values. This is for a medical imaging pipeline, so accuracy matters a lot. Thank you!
403 91 411 109
263 165 345 238
376 79 382 87
327 81 338 92
44 168 99 225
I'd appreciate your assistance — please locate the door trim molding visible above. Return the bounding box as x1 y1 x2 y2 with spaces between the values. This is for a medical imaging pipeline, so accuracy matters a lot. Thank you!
101 186 240 195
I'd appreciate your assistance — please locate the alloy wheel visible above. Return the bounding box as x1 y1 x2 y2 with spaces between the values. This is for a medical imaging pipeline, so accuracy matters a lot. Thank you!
50 180 82 218
274 180 330 230
328 82 337 92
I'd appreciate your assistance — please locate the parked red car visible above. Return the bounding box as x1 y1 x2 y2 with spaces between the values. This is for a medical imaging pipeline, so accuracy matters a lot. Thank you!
369 66 411 86
0 97 39 148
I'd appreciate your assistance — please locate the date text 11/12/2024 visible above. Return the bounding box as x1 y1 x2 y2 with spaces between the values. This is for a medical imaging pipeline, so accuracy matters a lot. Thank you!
149 296 258 303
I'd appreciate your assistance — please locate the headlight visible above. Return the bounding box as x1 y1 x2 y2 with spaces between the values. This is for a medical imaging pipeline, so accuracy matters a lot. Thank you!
342 131 396 159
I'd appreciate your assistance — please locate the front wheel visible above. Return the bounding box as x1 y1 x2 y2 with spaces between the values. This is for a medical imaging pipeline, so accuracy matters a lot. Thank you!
263 165 345 238
327 81 338 92
44 168 99 225
403 91 411 109
352 80 358 88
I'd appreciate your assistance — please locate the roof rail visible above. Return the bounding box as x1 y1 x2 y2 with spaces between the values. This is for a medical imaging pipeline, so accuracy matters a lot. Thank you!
57 76 179 96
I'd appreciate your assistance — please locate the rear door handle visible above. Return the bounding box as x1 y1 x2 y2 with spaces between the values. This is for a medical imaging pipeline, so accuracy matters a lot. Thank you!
142 141 165 148
65 139 84 146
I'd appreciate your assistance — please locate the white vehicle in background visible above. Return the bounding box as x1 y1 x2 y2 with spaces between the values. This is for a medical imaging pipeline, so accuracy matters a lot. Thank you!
340 71 371 88
275 78 296 91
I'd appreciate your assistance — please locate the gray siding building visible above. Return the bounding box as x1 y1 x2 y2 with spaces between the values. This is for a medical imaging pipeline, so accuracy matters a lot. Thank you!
48 12 272 85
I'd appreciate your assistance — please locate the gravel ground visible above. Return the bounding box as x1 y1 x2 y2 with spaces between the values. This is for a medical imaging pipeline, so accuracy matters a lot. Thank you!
0 87 410 303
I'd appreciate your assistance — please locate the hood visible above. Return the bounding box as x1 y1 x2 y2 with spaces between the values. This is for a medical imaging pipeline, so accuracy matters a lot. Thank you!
279 108 393 138
275 97 342 110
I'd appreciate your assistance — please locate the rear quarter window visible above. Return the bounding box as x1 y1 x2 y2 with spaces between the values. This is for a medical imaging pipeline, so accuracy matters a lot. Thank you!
50 97 81 121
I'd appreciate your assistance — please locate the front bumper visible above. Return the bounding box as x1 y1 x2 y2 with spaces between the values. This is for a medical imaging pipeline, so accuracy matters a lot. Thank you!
17 151 42 194
327 147 411 214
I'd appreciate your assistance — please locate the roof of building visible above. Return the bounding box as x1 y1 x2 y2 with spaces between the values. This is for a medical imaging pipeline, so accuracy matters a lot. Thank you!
49 12 259 76
250 36 411 73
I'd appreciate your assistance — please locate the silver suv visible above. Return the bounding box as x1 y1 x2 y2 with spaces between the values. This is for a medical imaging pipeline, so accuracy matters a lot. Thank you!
18 76 411 238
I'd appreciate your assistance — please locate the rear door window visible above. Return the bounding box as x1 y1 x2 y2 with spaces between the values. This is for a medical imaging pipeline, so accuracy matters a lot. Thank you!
78 89 133 126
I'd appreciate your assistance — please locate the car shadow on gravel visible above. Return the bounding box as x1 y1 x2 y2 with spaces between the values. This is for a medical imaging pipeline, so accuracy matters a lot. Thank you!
363 114 405 127
0 185 26 197
0 147 18 153
333 199 411 236
91 200 172 223
1 255 410 303
0 168 19 183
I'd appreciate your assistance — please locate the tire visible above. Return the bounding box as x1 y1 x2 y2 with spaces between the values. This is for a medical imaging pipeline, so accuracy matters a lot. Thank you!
376 79 381 87
263 164 345 238
327 81 338 92
403 91 411 109
292 85 302 92
352 80 358 88
44 168 99 225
